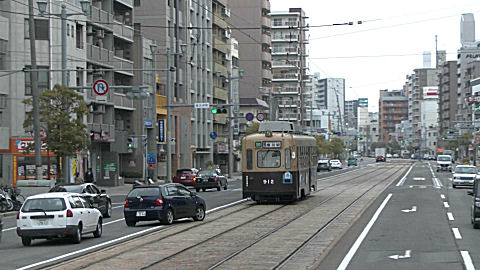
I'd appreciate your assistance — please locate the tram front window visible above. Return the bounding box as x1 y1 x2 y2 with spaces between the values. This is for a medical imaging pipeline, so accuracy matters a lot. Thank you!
257 150 281 168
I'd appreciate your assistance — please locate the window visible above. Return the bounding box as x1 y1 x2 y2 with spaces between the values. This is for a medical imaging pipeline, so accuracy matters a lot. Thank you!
22 198 66 212
257 150 281 168
25 66 50 95
134 0 141 6
177 186 191 196
247 149 253 170
76 24 83 49
24 19 49 40
0 39 6 70
0 94 6 109
69 197 84 209
285 149 291 169
166 186 179 196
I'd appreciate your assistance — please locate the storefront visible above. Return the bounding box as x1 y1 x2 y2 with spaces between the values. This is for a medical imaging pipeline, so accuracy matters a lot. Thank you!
0 138 57 186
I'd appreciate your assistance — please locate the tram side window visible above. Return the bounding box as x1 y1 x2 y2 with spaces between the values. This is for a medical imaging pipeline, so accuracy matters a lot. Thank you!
257 150 281 168
247 149 253 170
285 149 291 169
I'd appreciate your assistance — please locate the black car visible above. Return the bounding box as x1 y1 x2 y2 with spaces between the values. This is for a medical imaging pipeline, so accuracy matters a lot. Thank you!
124 184 206 227
194 169 228 192
469 179 480 229
317 160 331 171
376 156 386 162
49 183 112 218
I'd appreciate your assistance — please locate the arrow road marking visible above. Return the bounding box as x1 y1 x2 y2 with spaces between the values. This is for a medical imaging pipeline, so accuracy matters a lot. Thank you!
389 250 411 260
401 206 417 213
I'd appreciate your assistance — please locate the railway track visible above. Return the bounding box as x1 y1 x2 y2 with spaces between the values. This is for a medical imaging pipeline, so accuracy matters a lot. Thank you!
44 164 409 270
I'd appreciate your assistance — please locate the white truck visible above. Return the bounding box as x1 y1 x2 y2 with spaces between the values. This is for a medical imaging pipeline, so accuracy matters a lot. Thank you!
436 155 453 172
375 148 386 157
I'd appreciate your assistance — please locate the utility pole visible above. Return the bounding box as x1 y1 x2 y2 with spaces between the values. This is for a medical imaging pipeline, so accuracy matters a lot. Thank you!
166 48 172 182
28 0 43 180
228 73 233 179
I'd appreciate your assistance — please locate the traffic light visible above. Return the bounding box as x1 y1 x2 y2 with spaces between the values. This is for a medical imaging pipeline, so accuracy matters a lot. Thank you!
211 105 227 114
400 140 404 144
330 131 335 135
211 108 218 114
442 136 446 140
127 137 133 150
447 130 451 134
478 104 480 110
358 137 363 141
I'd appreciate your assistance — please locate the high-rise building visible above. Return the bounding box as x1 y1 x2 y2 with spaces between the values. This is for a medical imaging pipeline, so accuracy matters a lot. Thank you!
344 100 359 131
314 78 345 133
438 60 458 136
379 90 408 142
270 8 308 125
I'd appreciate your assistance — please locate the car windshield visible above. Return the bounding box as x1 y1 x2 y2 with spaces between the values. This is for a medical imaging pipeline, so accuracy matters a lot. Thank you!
22 198 66 212
197 169 217 176
455 167 477 174
318 160 328 164
331 160 340 163
50 185 83 193
128 188 160 197
438 156 451 161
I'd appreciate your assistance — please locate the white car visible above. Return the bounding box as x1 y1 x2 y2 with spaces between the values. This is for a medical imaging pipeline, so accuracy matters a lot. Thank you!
330 160 342 169
452 165 479 188
386 154 393 158
17 192 103 246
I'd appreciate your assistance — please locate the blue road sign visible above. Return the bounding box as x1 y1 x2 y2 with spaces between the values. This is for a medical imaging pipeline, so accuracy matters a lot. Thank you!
245 112 254 121
210 132 217 140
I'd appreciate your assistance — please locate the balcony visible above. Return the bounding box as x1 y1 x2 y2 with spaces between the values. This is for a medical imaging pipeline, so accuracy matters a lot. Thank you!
213 37 228 54
113 56 134 76
113 92 134 110
278 100 298 108
272 47 299 55
262 0 270 11
213 16 228 29
214 62 228 77
156 95 167 115
88 123 115 142
272 60 298 68
87 44 114 67
262 33 271 44
214 87 228 101
272 35 299 42
262 69 272 80
113 23 134 41
272 73 299 82
261 51 271 62
262 16 272 29
115 0 134 7
88 6 114 30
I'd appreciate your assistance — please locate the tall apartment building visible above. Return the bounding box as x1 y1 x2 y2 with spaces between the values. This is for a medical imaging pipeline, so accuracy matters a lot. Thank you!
229 0 272 102
135 0 214 174
314 78 345 133
344 99 359 131
0 0 139 185
438 60 458 136
270 8 308 125
379 90 408 142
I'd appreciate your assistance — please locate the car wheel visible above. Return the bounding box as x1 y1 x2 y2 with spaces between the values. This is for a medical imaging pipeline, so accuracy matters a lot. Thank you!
21 236 32 246
452 184 456 189
162 208 174 225
105 201 112 218
474 222 480 229
93 219 103 238
72 225 82 244
193 206 205 221
217 185 221 191
202 188 206 192
195 188 200 192
125 220 136 227
224 182 228 190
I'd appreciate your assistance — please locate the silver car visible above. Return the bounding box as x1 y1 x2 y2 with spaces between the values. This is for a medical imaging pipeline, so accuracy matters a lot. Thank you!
452 165 478 188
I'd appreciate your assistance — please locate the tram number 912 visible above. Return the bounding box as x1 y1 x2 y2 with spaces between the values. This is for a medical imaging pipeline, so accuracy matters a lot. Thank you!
263 179 275 185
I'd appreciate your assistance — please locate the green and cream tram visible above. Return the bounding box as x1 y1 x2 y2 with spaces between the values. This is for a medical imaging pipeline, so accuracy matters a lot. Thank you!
242 127 317 202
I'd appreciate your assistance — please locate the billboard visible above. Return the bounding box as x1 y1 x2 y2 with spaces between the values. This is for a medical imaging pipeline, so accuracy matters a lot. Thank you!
358 98 368 107
423 87 438 99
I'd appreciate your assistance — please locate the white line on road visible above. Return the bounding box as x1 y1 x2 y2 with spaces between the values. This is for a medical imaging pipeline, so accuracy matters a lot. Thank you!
337 193 393 270
433 178 442 187
452 228 462 239
444 202 450 208
461 251 476 270
396 164 414 187
441 194 446 199
447 212 454 221
17 199 249 270
413 177 425 181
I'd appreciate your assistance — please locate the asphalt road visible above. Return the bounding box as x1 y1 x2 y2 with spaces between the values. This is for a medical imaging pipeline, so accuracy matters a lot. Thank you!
0 158 374 269
319 160 480 270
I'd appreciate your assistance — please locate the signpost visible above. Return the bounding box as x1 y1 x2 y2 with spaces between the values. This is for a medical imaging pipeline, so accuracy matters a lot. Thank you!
93 79 109 96
245 112 254 121
256 113 265 122
194 103 210 109
210 132 217 140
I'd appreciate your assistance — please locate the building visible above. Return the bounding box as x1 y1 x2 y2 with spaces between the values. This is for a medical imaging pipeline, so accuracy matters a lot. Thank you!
315 78 345 133
344 99 359 131
229 0 272 102
438 60 458 137
270 8 308 125
378 89 408 142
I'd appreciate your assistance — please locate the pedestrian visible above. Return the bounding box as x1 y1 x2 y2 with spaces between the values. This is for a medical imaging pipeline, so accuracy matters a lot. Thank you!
74 172 84 184
85 168 94 183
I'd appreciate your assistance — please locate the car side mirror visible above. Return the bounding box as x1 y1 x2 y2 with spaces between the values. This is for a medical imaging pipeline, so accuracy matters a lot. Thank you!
101 189 106 194
468 190 474 196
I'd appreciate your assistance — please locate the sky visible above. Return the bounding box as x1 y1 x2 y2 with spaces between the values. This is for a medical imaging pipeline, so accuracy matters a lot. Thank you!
268 0 480 112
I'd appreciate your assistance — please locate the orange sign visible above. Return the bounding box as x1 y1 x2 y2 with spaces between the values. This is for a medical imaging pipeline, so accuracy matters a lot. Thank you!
0 138 50 155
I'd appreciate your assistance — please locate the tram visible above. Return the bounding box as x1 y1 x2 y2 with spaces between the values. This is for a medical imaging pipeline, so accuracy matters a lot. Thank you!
242 122 317 202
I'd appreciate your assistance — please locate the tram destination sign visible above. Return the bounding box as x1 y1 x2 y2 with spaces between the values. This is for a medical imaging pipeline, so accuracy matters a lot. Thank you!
262 141 282 148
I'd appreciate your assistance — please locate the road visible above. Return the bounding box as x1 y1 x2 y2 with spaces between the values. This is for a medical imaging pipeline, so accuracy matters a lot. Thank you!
320 160 480 270
0 158 372 269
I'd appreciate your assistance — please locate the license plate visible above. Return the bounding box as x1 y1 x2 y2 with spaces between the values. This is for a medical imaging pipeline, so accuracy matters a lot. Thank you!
181 176 186 179
136 211 146 217
37 219 48 226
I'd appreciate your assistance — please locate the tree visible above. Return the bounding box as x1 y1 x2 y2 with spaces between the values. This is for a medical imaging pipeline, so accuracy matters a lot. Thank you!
389 141 401 152
23 84 90 180
245 122 260 136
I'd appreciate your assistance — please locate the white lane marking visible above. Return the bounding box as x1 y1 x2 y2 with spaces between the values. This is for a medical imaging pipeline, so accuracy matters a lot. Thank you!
17 199 249 270
112 202 124 205
452 228 462 239
447 212 454 221
441 194 446 199
113 205 123 209
104 218 125 226
413 177 425 181
444 202 450 208
2 227 16 232
433 178 442 187
461 251 475 270
337 193 393 270
388 250 411 260
401 206 417 213
396 164 414 187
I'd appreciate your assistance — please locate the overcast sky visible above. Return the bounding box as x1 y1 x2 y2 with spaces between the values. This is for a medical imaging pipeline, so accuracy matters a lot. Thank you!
268 0 480 112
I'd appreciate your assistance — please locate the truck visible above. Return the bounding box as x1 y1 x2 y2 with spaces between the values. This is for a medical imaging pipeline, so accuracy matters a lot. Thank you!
375 148 386 157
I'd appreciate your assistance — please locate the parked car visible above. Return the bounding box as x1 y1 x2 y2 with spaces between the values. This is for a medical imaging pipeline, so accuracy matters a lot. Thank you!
17 192 103 246
347 157 358 166
123 184 206 227
468 179 480 229
194 169 228 192
173 168 197 187
376 156 386 162
386 154 393 158
393 154 400 158
330 160 342 169
49 183 112 218
452 165 478 188
317 160 331 171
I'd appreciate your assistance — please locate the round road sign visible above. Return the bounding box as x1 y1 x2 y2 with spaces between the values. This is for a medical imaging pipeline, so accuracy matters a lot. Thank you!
245 112 254 121
210 132 217 140
256 113 265 122
93 79 109 96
